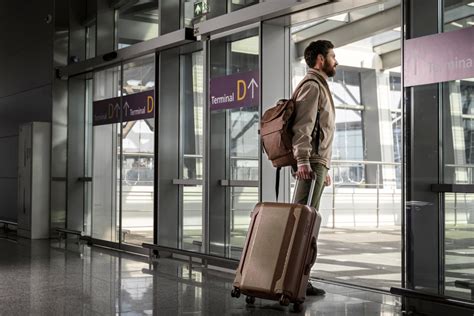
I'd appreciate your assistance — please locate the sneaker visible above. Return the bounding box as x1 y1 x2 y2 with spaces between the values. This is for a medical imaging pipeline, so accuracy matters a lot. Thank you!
306 282 326 296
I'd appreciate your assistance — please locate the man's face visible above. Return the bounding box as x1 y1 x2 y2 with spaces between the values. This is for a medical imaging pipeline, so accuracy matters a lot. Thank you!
322 49 338 77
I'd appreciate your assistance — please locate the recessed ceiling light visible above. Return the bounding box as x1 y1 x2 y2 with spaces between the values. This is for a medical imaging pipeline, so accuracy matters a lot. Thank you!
467 2 474 7
451 22 463 28
468 21 474 25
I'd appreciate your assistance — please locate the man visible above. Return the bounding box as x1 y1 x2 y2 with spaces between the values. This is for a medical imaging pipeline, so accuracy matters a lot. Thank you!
292 40 337 296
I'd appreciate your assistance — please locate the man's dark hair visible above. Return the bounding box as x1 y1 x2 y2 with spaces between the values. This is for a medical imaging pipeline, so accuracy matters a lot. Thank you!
304 40 334 68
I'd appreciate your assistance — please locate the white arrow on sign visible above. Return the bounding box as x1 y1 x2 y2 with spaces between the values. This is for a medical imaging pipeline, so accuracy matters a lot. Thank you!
195 4 202 15
123 101 130 116
248 78 258 99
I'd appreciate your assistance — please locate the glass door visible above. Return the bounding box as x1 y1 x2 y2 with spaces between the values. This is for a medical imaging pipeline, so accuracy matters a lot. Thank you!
92 65 121 242
179 46 204 252
208 28 260 259
443 78 474 299
67 72 94 235
288 3 402 290
90 56 155 246
120 55 155 246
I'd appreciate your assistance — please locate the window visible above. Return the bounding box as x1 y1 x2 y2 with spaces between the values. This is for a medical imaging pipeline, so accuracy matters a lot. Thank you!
116 0 159 49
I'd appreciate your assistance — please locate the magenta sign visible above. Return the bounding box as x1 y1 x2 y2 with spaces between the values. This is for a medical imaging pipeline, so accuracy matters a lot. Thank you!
404 26 474 87
93 90 155 126
210 70 259 111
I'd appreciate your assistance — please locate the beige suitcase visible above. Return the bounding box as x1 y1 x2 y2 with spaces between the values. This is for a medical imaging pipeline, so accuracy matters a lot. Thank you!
231 180 321 312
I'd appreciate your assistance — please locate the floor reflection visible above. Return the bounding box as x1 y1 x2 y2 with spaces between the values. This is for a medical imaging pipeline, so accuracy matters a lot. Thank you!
0 238 401 315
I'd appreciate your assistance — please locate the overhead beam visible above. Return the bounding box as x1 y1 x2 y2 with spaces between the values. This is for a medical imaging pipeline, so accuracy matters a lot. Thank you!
296 5 401 57
195 0 329 37
58 28 195 78
373 39 400 55
380 49 401 70
444 4 474 24
284 0 380 28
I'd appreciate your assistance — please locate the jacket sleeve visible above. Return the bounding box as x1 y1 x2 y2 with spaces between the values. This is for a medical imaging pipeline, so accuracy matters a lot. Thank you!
291 82 320 167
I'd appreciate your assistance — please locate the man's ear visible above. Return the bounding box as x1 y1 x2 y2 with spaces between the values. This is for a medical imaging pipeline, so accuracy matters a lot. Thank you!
317 53 324 64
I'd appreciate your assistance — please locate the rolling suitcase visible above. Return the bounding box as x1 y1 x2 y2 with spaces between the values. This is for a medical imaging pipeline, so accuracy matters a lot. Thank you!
231 179 322 312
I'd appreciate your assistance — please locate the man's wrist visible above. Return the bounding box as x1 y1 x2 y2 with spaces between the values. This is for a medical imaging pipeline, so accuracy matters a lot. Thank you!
296 158 310 167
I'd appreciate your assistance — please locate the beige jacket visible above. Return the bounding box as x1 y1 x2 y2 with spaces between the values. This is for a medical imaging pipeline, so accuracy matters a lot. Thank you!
291 68 336 169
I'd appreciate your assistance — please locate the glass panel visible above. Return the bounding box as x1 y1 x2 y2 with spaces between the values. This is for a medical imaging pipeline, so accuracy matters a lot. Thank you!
84 79 94 236
69 0 97 62
209 29 259 259
444 0 474 33
121 55 155 246
92 65 121 242
444 192 474 299
180 50 204 251
86 24 96 59
228 0 259 12
116 0 159 49
229 105 259 255
290 1 401 290
390 73 402 188
443 79 474 184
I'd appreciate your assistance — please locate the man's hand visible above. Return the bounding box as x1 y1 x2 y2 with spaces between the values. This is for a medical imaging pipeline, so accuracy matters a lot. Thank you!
324 174 331 186
295 165 314 180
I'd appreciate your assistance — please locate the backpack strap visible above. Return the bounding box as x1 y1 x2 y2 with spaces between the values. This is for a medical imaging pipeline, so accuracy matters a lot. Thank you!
275 167 281 202
291 78 320 101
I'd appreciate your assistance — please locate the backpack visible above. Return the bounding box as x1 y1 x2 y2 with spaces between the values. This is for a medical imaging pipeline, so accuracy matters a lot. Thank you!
260 79 321 200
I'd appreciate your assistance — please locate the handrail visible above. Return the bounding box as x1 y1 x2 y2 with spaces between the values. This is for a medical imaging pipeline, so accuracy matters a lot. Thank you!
431 184 474 193
445 164 474 168
173 179 203 186
0 220 17 226
56 228 86 237
142 242 238 270
220 180 259 187
332 160 401 166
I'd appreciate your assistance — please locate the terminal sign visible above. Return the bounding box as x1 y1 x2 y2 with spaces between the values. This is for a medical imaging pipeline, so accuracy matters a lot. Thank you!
93 90 155 126
210 70 259 111
404 26 474 87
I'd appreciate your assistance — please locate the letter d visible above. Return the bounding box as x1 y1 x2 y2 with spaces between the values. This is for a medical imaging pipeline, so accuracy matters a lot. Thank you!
237 80 246 101
147 96 154 113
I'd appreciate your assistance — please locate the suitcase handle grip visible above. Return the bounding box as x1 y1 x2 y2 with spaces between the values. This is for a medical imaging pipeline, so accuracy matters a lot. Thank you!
305 236 317 275
292 179 316 205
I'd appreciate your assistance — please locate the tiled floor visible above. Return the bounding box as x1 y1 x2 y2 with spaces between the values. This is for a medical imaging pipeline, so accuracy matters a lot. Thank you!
0 236 402 315
126 226 402 291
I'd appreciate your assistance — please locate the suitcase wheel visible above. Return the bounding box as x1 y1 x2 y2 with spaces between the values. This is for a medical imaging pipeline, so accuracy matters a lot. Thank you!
245 296 255 305
279 295 290 306
293 302 303 313
231 288 241 298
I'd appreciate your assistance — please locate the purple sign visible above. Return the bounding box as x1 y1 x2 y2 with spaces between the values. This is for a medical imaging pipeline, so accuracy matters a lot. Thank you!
93 90 155 126
404 26 474 87
210 70 259 111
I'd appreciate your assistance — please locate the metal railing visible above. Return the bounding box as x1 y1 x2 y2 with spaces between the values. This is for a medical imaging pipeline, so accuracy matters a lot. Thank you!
326 160 401 228
445 164 474 184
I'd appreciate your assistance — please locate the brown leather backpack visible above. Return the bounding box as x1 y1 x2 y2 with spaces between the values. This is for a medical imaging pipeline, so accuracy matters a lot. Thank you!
261 98 298 168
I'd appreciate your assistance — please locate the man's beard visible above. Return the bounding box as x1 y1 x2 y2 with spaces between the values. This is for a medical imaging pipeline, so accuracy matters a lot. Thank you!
322 60 336 77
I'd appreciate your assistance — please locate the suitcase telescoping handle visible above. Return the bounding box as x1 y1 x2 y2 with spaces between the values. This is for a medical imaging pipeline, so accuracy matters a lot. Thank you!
291 178 316 206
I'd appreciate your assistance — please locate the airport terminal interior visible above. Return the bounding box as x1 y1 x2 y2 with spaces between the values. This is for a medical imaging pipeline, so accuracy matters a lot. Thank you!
0 0 474 314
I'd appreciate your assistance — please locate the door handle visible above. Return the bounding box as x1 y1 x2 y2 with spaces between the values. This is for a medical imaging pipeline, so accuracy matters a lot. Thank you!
78 177 93 182
172 179 203 186
219 180 258 187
